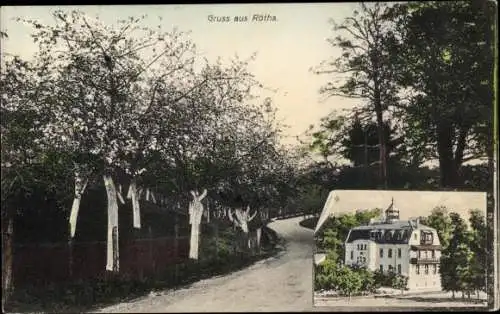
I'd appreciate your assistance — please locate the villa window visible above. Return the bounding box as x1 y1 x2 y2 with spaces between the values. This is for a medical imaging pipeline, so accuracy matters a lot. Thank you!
380 265 383 272
416 265 420 275
351 251 354 260
388 249 393 258
425 264 429 274
421 231 433 245
388 265 393 273
398 264 401 274
380 249 384 258
431 250 435 258
364 244 367 250
433 265 437 274
397 248 402 258
414 233 417 240
385 232 391 241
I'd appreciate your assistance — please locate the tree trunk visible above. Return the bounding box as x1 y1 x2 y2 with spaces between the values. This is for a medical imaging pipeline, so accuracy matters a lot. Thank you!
188 190 206 260
256 227 262 253
2 213 14 310
246 231 252 250
174 215 179 261
373 83 388 189
214 222 219 258
436 123 462 188
67 172 87 279
68 236 73 278
104 175 120 272
189 221 200 260
69 171 88 238
127 179 141 229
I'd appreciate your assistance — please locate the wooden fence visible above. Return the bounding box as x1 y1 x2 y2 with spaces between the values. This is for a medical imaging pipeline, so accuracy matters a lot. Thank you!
13 236 190 286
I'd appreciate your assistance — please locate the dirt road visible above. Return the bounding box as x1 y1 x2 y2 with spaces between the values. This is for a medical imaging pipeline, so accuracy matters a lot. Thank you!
95 216 315 313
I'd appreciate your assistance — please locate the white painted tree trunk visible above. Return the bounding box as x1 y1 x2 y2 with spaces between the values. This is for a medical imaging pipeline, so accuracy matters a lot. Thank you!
116 185 125 204
69 171 88 238
127 179 141 229
189 221 201 260
104 175 119 272
188 189 207 260
256 227 262 248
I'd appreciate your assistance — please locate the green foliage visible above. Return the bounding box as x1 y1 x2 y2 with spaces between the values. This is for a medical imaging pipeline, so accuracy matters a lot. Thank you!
309 1 494 190
335 265 363 298
468 209 487 295
391 274 409 294
438 210 487 298
420 206 453 248
341 119 403 168
316 208 382 263
315 262 366 298
391 1 495 187
295 184 329 217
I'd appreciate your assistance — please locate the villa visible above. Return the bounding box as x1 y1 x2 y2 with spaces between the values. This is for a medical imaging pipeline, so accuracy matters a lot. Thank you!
344 199 442 291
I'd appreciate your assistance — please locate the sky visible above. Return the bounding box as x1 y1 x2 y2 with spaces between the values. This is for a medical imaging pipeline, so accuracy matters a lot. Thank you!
1 3 361 149
315 190 487 233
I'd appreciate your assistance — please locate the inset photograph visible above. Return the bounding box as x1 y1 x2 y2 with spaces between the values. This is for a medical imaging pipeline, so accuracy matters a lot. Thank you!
313 190 489 310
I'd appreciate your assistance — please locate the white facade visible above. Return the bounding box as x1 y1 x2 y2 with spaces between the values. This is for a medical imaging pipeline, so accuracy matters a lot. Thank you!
343 203 442 291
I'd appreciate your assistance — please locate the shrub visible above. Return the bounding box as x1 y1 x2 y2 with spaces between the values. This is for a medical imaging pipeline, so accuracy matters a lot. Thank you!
391 274 409 294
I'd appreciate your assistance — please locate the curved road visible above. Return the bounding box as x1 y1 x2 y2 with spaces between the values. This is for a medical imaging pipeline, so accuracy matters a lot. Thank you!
95 216 316 313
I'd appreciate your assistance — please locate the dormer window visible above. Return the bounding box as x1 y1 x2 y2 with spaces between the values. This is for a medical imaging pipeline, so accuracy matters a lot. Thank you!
385 232 392 241
421 231 433 245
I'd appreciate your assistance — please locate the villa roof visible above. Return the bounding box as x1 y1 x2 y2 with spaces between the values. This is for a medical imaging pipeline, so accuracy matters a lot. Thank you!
345 220 436 244
352 221 434 231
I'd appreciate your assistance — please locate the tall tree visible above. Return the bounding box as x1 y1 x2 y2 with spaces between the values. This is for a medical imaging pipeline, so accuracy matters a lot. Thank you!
391 1 495 188
1 55 42 309
468 209 487 298
312 3 401 188
420 206 453 248
341 118 402 168
441 212 471 298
